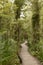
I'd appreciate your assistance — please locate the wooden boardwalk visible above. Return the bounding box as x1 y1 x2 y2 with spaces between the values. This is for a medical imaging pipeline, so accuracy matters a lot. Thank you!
20 41 41 65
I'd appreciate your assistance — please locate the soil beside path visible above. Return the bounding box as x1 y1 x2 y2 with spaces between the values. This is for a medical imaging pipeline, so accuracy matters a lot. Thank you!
20 41 41 65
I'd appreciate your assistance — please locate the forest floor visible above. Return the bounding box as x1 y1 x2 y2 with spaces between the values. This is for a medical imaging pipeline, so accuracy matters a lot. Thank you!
20 41 41 65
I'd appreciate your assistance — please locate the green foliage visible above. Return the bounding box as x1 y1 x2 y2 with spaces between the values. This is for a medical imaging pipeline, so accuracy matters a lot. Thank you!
27 0 43 64
0 0 43 65
0 0 21 65
15 0 25 7
15 0 25 19
0 39 20 65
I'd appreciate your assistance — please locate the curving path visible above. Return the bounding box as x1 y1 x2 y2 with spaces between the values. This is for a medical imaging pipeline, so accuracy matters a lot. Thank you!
20 41 41 65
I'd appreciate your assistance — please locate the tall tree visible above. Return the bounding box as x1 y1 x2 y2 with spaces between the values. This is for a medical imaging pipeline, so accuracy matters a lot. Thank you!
14 0 25 43
32 0 40 44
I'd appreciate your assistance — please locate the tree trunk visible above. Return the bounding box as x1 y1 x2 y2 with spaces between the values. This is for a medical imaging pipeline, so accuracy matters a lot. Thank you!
32 0 40 44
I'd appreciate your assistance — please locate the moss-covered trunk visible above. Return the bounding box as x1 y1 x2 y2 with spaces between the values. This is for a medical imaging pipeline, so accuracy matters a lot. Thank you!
32 0 40 44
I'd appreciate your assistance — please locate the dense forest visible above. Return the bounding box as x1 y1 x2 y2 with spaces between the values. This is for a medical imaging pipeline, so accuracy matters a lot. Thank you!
0 0 43 65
